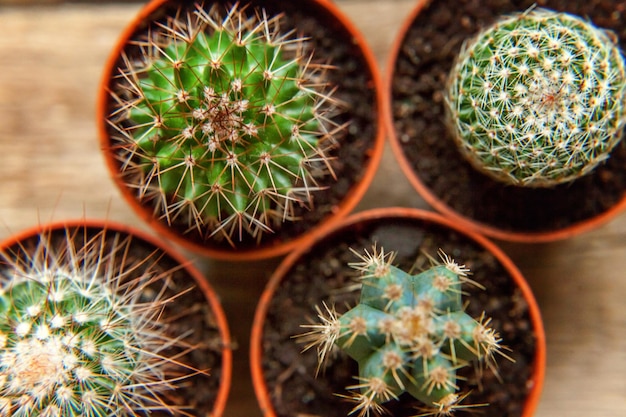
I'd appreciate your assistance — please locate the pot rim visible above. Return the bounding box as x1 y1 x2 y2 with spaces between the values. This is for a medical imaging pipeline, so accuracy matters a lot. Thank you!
250 206 546 417
96 0 386 261
0 217 233 417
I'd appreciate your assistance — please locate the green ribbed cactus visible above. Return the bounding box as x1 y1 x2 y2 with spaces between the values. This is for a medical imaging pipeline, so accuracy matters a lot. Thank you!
108 2 342 245
298 247 503 417
446 8 626 187
0 227 205 415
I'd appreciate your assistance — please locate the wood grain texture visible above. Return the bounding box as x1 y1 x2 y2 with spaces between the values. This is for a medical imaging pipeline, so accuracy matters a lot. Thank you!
0 1 624 416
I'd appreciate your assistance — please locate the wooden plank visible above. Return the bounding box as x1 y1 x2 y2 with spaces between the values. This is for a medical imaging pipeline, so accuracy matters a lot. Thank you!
0 3 145 234
0 1 624 416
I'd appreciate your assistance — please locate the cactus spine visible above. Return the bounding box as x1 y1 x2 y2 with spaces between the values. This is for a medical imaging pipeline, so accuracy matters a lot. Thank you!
299 247 503 417
108 2 342 245
0 226 206 416
446 8 626 187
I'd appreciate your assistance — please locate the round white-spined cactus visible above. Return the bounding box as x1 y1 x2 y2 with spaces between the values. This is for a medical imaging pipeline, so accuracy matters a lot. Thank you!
446 8 626 187
0 226 208 416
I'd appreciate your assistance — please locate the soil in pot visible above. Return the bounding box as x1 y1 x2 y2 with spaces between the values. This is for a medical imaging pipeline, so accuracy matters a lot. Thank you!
390 0 626 236
102 0 380 253
260 214 538 417
0 224 227 416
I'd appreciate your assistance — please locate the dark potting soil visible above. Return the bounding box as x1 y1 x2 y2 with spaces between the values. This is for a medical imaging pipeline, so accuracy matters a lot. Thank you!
0 226 225 416
107 0 379 252
261 215 538 417
391 0 626 234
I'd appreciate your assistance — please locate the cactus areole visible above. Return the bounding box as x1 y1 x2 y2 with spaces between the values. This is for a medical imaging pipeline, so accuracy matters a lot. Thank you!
446 8 626 187
107 2 342 246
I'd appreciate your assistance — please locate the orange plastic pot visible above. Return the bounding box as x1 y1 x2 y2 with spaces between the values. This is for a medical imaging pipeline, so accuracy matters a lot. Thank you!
97 0 385 261
251 207 545 417
384 0 626 243
0 218 232 417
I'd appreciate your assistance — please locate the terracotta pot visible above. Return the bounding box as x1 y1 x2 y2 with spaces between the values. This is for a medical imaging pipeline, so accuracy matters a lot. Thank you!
385 0 626 243
251 207 545 417
0 219 232 417
97 0 385 261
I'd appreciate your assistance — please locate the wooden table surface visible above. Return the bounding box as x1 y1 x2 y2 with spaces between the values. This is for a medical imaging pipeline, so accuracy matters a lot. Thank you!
1 1 625 416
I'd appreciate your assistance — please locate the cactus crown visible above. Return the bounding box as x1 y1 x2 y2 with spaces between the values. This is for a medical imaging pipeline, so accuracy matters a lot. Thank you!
107 2 343 246
446 8 626 187
298 246 504 417
0 227 206 416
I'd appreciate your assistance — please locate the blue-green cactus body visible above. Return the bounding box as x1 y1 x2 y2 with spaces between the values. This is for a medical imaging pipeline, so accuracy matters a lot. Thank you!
336 304 393 362
338 261 481 409
408 355 457 406
301 248 502 416
358 342 408 397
